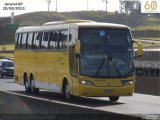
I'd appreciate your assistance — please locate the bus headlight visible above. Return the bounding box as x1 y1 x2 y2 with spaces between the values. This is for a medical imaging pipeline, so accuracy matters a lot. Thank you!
121 80 135 86
79 80 94 86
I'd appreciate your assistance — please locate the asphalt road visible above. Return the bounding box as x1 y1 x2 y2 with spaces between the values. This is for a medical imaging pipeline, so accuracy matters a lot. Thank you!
0 78 160 116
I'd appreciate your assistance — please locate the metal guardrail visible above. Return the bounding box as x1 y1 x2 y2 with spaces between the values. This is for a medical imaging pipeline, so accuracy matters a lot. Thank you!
0 50 14 54
135 68 160 77
135 49 160 77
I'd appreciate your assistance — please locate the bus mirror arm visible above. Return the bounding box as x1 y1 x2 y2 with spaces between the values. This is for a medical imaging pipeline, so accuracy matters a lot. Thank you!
133 41 143 58
75 40 80 54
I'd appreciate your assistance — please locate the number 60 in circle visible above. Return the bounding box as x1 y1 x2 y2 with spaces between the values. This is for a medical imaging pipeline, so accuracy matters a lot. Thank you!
145 0 157 10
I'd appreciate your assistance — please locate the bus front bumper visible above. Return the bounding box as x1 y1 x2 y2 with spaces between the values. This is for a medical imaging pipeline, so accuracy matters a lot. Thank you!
78 84 134 97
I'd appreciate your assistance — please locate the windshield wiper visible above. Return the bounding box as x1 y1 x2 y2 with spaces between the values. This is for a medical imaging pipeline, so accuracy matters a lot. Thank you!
111 60 122 77
94 57 106 76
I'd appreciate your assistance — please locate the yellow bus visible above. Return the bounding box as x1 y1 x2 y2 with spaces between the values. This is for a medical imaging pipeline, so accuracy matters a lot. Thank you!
14 20 143 102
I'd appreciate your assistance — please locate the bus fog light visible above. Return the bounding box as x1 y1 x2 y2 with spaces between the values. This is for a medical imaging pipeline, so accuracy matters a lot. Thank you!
122 80 134 86
79 80 94 86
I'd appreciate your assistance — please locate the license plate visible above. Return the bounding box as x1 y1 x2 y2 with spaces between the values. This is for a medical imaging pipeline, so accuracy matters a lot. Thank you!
104 90 113 93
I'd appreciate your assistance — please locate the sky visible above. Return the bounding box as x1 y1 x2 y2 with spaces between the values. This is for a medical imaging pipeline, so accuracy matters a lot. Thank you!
0 0 119 17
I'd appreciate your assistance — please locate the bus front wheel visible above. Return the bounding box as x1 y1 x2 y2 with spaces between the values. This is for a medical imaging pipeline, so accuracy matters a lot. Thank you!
63 82 71 100
109 96 119 102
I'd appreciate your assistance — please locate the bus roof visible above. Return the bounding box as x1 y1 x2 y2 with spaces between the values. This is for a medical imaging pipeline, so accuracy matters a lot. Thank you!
74 22 129 28
43 19 94 26
16 20 129 33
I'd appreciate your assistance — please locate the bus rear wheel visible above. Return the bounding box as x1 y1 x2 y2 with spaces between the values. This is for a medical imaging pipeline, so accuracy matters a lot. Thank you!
109 96 119 102
0 73 3 78
30 76 39 94
24 76 31 93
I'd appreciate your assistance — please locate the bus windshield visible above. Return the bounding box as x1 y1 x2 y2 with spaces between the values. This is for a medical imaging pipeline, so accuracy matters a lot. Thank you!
79 28 134 78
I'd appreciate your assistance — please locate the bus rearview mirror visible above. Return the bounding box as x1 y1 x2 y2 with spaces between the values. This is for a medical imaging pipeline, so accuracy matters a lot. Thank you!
134 41 143 58
75 40 80 54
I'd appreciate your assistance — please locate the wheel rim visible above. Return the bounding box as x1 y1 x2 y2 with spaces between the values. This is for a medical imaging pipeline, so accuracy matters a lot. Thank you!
25 81 29 91
65 84 70 99
31 79 35 93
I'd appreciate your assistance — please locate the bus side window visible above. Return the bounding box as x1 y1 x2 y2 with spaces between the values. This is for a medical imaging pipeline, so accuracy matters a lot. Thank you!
41 32 49 49
18 33 23 49
58 30 68 51
15 33 19 49
38 32 43 49
31 33 35 49
49 31 58 50
33 33 38 49
25 33 29 49
33 32 42 49
27 33 33 49
21 33 28 49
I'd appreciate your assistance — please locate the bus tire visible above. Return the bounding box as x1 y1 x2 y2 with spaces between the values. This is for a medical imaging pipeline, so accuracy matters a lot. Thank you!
24 75 31 93
109 96 119 102
30 75 39 94
63 81 71 100
0 73 3 78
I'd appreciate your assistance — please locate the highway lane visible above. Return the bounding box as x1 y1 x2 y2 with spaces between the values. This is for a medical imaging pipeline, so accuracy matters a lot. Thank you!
0 78 160 116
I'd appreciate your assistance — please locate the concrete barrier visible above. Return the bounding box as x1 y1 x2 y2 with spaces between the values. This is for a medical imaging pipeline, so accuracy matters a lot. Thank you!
135 76 160 96
0 90 141 120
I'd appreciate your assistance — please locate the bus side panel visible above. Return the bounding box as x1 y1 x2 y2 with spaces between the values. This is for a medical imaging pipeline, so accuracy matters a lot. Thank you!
14 51 35 85
56 52 70 93
15 51 59 92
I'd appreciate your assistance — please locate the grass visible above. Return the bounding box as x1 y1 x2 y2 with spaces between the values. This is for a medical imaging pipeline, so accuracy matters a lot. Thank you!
142 44 160 48
133 37 160 41
0 44 14 50
135 42 160 48
132 25 160 30
0 44 14 58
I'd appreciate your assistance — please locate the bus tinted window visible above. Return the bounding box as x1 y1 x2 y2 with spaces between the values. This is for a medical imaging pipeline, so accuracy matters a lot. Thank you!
18 33 22 49
15 33 19 49
27 33 34 49
41 32 49 49
18 33 23 49
38 32 43 49
21 33 28 49
58 30 67 50
33 32 42 49
25 33 29 49
49 31 58 49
